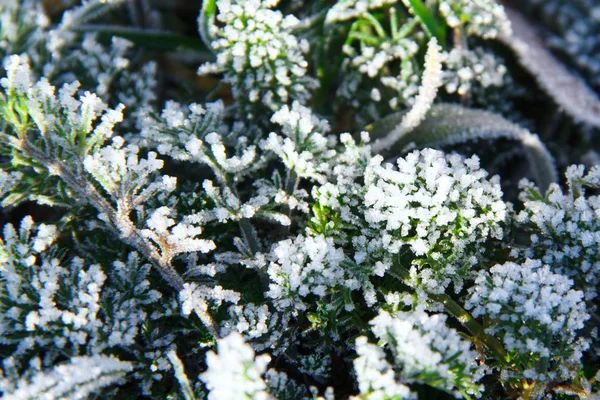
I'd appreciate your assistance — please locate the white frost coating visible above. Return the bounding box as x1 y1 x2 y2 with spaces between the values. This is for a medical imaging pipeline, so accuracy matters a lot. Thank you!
351 336 415 400
365 310 482 395
466 259 589 381
372 38 443 153
3 355 132 400
326 0 396 23
200 332 272 400
263 101 337 184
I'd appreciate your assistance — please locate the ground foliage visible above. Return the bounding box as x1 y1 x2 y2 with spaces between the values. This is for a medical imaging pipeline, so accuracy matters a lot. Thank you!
0 0 599 399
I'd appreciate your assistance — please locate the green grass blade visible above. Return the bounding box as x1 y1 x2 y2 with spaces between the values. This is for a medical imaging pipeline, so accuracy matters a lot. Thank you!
405 0 446 45
72 24 209 53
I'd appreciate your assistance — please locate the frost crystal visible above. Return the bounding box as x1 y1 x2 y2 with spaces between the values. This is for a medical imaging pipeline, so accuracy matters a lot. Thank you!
438 0 511 39
467 259 589 382
200 332 271 400
198 0 317 116
364 149 506 293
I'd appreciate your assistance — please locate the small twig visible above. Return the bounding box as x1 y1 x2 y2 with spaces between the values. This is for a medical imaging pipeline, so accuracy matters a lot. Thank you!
14 137 221 339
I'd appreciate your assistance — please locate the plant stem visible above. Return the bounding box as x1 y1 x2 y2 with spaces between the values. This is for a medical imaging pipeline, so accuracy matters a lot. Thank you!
391 262 505 359
284 169 298 195
239 218 261 255
13 137 221 339
428 293 506 359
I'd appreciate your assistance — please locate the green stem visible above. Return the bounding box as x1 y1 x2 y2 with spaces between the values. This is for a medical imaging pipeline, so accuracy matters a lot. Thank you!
239 218 260 255
284 169 298 196
392 263 505 358
429 293 506 359
362 12 387 39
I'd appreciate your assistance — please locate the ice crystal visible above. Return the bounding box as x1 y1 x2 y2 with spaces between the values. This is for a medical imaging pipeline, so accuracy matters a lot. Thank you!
467 259 589 382
517 165 600 301
200 332 271 400
198 0 317 117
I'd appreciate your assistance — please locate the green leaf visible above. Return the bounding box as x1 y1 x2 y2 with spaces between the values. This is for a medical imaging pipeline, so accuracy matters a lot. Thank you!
72 24 209 53
501 7 600 128
368 103 558 191
405 0 446 46
199 0 217 51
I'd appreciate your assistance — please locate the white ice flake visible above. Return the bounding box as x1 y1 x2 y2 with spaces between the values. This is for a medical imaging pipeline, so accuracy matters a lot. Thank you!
200 332 271 400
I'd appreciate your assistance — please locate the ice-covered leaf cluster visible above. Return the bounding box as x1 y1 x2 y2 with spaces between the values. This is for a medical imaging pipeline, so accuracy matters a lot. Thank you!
516 165 600 301
328 0 513 123
0 217 179 397
1 355 132 400
467 259 589 385
438 0 511 39
200 332 272 400
198 0 317 118
355 310 482 397
314 147 506 295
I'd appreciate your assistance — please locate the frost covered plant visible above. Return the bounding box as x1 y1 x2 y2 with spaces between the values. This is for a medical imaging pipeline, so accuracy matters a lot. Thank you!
1 355 133 400
198 0 317 118
0 1 49 61
442 48 507 97
263 101 337 185
355 310 483 398
364 149 506 294
329 0 512 123
467 259 589 392
326 0 397 23
437 0 512 39
352 336 415 400
516 165 600 302
200 332 271 400
1 0 600 399
0 217 180 396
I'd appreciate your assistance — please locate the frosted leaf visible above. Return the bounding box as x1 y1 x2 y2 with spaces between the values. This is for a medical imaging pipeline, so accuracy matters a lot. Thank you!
141 208 216 260
370 103 557 191
501 7 600 128
179 282 240 317
372 38 443 153
2 355 132 400
263 101 336 183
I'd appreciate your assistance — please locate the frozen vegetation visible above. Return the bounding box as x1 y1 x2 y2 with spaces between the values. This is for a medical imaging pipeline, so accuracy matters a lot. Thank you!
0 0 599 399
